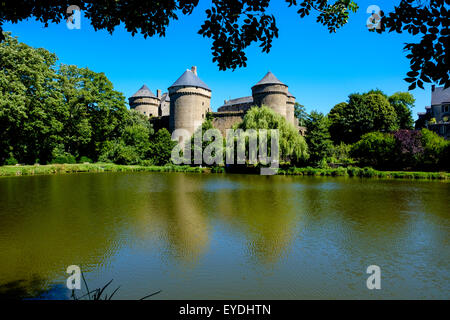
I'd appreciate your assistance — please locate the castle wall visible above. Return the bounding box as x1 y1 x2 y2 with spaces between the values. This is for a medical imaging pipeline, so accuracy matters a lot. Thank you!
160 100 170 116
169 86 211 136
252 84 288 118
212 111 245 136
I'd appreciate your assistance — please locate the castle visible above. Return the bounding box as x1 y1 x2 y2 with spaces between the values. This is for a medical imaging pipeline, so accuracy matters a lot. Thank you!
129 66 306 137
416 85 450 139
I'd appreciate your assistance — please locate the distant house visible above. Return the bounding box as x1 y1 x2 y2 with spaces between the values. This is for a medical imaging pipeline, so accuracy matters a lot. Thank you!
416 85 450 139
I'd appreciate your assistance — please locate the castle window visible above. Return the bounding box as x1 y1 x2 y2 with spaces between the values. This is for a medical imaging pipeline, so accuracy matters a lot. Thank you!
442 105 449 113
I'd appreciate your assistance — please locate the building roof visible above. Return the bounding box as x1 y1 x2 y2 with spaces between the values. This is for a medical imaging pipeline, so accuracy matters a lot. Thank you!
160 92 170 102
252 71 287 88
169 69 211 91
223 96 253 106
131 84 156 98
431 86 450 105
287 91 295 98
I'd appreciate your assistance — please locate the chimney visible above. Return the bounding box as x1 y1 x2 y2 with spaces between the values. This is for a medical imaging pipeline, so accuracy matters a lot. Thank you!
157 89 161 98
191 66 197 76
432 85 436 92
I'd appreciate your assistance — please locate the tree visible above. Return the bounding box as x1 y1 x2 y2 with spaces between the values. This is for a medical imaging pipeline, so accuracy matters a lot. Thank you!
328 92 398 144
237 105 309 163
304 111 332 164
420 128 449 169
2 0 447 88
389 92 415 130
350 132 396 169
393 129 423 169
0 32 64 164
294 102 308 127
374 0 450 89
56 64 130 160
150 128 177 166
0 32 133 165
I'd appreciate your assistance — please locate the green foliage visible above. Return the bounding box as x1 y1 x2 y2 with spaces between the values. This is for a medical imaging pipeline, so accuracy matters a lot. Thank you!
5 155 18 165
0 32 64 164
99 140 141 165
149 128 177 166
420 128 449 169
294 102 308 126
351 132 396 168
237 106 309 164
0 33 133 165
304 111 332 164
329 91 399 143
79 156 93 163
328 142 355 165
50 145 76 164
277 166 450 180
389 92 415 129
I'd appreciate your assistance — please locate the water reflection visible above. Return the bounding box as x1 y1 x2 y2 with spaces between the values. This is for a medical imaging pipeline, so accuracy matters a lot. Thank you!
0 173 448 299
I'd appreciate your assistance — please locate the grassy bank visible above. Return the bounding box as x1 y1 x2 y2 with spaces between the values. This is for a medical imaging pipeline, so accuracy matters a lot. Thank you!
0 163 449 181
278 166 450 180
0 163 209 177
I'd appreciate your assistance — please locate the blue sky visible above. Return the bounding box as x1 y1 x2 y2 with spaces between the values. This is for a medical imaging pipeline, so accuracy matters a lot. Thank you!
3 0 431 118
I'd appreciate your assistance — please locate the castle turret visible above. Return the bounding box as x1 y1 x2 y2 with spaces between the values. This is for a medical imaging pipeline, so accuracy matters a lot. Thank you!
169 66 211 135
251 71 288 118
286 91 296 126
128 84 159 117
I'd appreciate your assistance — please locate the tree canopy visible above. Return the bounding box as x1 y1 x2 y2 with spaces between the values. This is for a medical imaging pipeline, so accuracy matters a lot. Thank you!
328 92 398 143
304 111 332 164
1 1 447 87
237 105 309 163
0 32 175 166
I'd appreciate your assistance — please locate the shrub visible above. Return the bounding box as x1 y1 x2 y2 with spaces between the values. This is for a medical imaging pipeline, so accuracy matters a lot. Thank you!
351 132 396 168
5 155 18 165
420 128 448 170
99 140 141 165
79 156 93 163
149 128 177 166
393 129 423 169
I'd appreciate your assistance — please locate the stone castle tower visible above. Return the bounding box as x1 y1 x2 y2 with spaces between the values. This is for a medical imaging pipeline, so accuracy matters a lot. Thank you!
251 71 288 118
286 91 296 126
128 84 159 117
129 69 305 137
168 66 211 135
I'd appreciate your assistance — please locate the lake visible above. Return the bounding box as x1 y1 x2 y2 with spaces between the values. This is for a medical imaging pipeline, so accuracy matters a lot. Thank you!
0 172 448 299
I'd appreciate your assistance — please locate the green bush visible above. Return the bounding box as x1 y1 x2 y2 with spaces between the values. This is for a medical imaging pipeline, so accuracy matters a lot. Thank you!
420 128 449 170
99 140 141 165
5 155 18 165
351 132 396 169
79 156 93 163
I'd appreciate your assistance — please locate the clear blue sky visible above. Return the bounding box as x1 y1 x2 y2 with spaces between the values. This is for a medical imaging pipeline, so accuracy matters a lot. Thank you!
3 0 431 118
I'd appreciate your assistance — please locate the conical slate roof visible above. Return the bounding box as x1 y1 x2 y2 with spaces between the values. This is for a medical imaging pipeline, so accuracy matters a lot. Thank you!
253 71 286 88
169 69 211 91
131 84 156 98
287 91 295 98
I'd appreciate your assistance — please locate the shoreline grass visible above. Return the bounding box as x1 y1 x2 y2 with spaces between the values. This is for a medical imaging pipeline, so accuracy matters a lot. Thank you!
277 166 450 180
0 163 209 177
0 163 448 181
